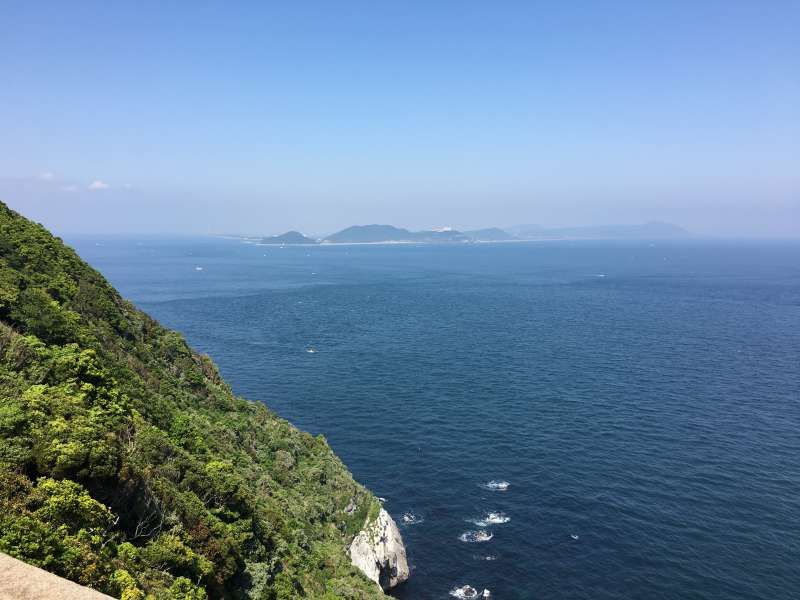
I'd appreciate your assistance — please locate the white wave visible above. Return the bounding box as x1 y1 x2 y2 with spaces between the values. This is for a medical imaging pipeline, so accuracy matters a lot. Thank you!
459 530 493 543
195 266 203 271
450 585 478 599
469 512 510 526
449 586 491 598
571 534 579 540
306 347 317 353
480 480 509 491
473 554 497 561
402 512 423 525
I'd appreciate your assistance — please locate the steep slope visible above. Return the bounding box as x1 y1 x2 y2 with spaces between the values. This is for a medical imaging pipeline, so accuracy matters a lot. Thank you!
0 202 403 599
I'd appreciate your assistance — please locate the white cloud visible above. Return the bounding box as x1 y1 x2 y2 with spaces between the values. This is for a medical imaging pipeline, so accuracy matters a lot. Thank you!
88 180 110 190
60 185 78 192
39 172 54 180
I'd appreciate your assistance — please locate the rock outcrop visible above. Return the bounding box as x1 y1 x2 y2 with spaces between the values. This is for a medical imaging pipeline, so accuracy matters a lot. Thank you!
349 508 409 591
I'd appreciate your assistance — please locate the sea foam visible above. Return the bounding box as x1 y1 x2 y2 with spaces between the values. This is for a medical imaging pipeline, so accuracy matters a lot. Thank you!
480 480 510 491
401 512 423 525
468 512 510 526
459 530 493 543
450 586 491 598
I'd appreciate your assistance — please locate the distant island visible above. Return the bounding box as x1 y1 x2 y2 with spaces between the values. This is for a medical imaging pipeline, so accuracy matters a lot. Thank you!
261 230 318 244
253 221 690 245
324 225 469 244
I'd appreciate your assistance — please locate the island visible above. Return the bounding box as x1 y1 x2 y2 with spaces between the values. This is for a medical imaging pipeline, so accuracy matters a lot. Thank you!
323 224 419 243
323 225 470 244
247 221 690 247
260 230 319 245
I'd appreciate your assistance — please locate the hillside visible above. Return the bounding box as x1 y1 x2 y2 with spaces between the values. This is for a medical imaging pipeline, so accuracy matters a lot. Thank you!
323 225 416 244
0 202 397 599
323 225 469 244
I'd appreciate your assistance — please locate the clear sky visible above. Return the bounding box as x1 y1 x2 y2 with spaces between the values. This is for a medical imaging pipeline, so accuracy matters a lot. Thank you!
1 1 798 236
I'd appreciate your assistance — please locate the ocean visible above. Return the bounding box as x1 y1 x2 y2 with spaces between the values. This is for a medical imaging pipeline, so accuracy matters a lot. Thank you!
67 236 800 600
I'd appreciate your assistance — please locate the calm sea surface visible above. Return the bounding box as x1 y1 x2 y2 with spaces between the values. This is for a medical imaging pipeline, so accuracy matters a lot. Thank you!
67 237 800 600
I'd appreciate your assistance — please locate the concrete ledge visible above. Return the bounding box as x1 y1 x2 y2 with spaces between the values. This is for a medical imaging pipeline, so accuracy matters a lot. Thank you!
0 553 114 600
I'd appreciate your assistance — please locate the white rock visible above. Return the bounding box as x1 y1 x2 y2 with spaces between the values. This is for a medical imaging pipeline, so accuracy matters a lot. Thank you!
349 507 410 590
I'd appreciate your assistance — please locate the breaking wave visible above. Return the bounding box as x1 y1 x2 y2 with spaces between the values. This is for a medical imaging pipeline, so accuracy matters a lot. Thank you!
459 530 493 543
450 586 491 598
401 512 423 525
480 480 509 491
468 512 510 526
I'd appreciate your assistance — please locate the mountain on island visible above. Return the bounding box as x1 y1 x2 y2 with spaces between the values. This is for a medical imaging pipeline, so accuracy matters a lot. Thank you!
261 230 318 244
324 224 471 244
324 224 416 243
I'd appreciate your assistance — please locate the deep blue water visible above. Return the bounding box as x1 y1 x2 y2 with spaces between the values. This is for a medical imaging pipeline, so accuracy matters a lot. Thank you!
67 236 800 600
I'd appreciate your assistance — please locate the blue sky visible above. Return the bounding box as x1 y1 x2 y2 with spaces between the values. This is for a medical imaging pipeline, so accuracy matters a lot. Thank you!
1 1 798 236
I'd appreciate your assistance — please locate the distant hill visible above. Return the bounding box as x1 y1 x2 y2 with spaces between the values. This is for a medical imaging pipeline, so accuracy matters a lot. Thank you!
286 221 689 245
261 230 318 244
324 224 416 243
464 227 517 241
323 225 470 244
507 221 690 240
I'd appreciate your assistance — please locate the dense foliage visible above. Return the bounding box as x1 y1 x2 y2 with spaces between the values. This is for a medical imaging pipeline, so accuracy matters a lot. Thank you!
0 202 384 599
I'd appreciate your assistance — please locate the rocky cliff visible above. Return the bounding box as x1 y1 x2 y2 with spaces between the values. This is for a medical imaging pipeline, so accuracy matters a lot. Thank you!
349 508 410 591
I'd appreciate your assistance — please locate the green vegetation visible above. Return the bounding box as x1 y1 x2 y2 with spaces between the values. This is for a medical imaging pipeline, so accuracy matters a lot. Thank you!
0 202 384 599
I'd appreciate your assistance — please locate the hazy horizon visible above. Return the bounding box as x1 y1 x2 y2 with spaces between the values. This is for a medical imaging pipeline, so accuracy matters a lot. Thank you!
2 2 798 237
